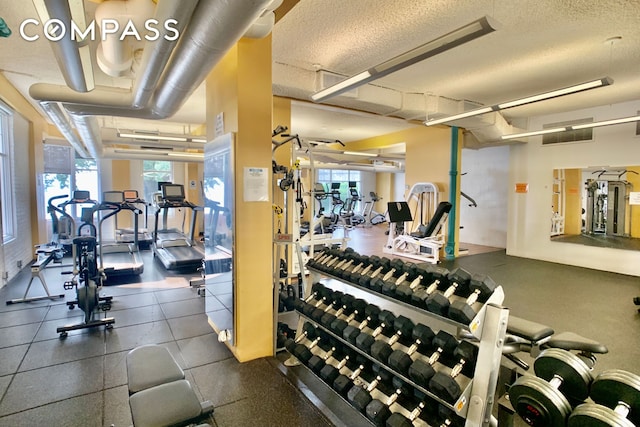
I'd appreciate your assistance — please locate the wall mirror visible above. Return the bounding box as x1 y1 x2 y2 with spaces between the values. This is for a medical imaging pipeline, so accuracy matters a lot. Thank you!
551 166 640 251
203 133 235 344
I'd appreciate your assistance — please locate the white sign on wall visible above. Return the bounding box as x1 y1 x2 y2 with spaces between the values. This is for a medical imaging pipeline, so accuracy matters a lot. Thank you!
629 192 640 205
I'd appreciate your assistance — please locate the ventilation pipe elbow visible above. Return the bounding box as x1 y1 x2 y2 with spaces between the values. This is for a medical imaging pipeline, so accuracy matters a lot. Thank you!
94 0 156 77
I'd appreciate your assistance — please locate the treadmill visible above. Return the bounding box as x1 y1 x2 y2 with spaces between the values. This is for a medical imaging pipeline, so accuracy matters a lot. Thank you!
113 190 153 249
98 191 144 279
152 183 204 270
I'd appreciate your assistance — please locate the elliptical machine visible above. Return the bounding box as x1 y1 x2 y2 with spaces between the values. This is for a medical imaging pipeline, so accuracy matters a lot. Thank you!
57 207 115 338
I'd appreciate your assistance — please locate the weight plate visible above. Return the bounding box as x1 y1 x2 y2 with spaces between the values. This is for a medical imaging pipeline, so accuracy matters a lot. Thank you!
568 403 635 427
591 369 640 425
509 375 572 427
534 348 593 400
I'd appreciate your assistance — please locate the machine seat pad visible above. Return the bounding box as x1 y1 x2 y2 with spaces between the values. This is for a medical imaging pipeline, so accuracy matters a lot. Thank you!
129 379 210 427
547 331 609 354
507 316 555 342
126 345 184 394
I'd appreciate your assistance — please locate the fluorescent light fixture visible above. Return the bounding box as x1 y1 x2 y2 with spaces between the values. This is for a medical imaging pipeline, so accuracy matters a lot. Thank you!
501 114 640 140
168 152 204 158
501 127 568 140
425 107 494 126
311 71 372 102
311 16 497 103
118 132 206 143
497 78 613 109
571 115 640 130
426 77 613 126
344 151 378 157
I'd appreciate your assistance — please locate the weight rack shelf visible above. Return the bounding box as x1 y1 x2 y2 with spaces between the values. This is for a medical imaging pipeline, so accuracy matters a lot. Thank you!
307 266 505 338
289 252 509 427
296 310 471 416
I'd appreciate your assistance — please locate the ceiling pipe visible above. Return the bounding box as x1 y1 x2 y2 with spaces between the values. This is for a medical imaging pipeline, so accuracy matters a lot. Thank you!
31 0 274 159
34 0 94 92
102 147 203 163
68 114 103 158
38 102 90 157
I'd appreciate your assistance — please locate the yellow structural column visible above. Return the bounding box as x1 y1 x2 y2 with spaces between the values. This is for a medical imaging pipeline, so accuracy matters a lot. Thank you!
206 35 273 362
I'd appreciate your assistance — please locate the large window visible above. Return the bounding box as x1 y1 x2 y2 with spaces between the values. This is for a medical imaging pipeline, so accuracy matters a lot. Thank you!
43 145 100 228
143 160 172 202
0 101 15 243
317 169 361 208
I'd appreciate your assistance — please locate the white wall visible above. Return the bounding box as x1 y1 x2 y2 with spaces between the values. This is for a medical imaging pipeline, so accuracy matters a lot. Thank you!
2 112 33 285
460 146 509 248
507 100 640 276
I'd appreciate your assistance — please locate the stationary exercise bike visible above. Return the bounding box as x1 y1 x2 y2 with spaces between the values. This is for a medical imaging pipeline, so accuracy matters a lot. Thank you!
362 191 386 226
57 208 115 338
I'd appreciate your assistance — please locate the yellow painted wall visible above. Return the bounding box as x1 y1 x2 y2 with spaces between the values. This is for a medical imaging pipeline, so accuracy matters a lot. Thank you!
0 73 48 248
628 165 640 238
206 36 273 362
564 168 582 235
348 125 459 253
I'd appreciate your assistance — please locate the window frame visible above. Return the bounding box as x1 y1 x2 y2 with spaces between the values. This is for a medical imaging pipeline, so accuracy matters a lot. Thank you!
0 100 15 244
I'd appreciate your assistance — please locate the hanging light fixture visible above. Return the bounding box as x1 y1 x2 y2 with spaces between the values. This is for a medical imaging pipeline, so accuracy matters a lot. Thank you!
501 114 640 140
311 16 498 102
425 77 613 126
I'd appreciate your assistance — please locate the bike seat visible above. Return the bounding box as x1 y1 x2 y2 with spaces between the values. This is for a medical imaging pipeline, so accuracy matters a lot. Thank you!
547 331 609 354
507 316 555 343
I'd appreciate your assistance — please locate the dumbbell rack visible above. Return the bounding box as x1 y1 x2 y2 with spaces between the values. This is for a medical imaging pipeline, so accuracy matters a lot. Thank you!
291 262 508 426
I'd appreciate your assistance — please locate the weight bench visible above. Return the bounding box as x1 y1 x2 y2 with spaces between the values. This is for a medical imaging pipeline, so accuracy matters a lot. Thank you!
126 345 214 427
496 316 608 427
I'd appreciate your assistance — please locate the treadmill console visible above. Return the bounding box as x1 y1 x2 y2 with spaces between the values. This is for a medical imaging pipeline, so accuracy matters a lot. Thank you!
123 190 139 201
162 184 185 203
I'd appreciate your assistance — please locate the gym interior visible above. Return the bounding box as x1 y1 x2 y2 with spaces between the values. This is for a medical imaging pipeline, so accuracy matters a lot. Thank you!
0 1 639 426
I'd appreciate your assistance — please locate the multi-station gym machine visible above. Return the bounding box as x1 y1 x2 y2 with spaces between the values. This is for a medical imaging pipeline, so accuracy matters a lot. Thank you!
584 169 635 237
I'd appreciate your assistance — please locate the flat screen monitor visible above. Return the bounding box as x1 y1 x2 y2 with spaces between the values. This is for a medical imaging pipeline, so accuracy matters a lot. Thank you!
157 181 172 191
330 182 341 190
348 181 357 188
123 190 138 201
103 191 124 204
162 184 185 201
73 190 91 201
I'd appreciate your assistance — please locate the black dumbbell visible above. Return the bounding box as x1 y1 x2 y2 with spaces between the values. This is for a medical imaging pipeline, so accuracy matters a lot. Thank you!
337 254 368 279
388 324 435 375
365 384 407 427
309 248 341 270
329 298 367 336
333 362 368 397
410 266 450 308
381 262 418 297
326 251 358 276
318 293 355 328
347 255 378 283
394 264 431 302
310 290 345 322
355 309 397 354
343 304 381 344
408 330 459 388
358 257 392 288
370 316 416 363
448 274 498 324
386 401 427 427
437 404 466 427
428 340 479 403
568 369 640 427
319 351 356 385
509 348 594 427
284 322 317 352
293 282 326 312
370 259 405 293
307 346 337 373
425 267 472 316
348 375 387 413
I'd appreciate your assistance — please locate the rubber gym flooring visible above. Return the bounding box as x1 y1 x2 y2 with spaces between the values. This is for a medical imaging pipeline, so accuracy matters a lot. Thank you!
0 227 638 426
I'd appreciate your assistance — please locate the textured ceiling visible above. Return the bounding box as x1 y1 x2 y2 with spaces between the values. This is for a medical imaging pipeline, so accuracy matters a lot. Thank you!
0 0 639 146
